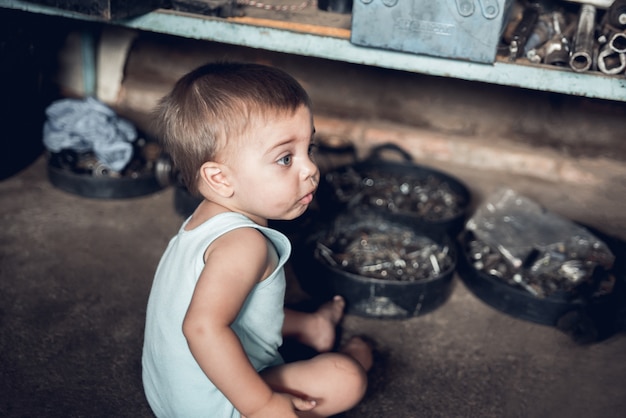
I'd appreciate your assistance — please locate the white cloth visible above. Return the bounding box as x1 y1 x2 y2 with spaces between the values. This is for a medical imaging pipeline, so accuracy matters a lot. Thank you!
43 97 137 171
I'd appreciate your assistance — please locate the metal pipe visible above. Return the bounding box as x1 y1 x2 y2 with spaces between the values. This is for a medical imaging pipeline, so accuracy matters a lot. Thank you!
527 13 571 66
597 44 626 74
569 4 597 72
543 36 571 66
80 31 97 97
609 31 626 53
509 5 540 60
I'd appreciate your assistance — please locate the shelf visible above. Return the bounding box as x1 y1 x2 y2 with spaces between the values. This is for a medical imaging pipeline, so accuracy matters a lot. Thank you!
2 0 625 102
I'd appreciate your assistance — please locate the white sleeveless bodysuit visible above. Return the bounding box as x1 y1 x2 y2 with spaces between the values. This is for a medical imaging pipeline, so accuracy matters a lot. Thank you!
142 212 291 418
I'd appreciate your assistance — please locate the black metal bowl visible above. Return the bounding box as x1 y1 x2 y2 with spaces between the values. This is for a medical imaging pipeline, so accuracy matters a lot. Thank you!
456 229 626 344
47 164 164 199
315 143 471 237
293 212 457 319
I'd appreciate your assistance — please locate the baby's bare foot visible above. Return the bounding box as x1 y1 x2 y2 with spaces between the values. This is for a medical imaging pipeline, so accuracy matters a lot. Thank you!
317 295 345 325
340 336 374 372
300 295 345 352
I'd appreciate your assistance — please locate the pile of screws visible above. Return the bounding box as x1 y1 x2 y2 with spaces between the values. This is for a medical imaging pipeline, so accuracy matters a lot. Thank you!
465 233 616 299
464 189 616 299
48 138 161 179
324 167 467 222
315 216 454 282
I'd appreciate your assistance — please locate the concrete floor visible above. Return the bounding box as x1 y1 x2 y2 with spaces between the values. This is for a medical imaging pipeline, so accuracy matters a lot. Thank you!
1 154 625 418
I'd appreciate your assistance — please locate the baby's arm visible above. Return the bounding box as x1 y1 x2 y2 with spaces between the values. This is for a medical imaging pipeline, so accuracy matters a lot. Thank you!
182 227 309 418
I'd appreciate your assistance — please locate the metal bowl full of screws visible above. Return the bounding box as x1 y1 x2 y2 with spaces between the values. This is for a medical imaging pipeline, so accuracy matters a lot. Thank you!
47 137 166 199
315 143 471 236
293 210 457 319
456 189 624 344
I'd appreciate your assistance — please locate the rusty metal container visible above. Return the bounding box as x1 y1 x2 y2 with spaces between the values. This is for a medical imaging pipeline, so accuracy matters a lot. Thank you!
351 0 514 63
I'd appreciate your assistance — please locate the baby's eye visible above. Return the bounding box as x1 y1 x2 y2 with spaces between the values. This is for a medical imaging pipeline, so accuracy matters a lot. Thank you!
277 154 292 166
308 143 318 157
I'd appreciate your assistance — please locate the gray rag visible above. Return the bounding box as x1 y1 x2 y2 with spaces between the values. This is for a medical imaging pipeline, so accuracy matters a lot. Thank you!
43 97 137 172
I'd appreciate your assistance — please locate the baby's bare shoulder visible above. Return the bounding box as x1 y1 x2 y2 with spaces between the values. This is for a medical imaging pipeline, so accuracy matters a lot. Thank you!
207 226 269 264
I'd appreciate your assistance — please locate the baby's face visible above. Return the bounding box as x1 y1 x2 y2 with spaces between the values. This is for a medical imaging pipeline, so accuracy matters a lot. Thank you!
225 105 319 225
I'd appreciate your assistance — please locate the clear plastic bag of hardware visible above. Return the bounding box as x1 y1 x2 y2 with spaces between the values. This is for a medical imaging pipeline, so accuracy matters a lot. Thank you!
465 188 614 282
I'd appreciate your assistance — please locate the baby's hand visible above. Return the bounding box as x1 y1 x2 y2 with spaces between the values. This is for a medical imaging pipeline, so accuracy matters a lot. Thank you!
245 392 316 418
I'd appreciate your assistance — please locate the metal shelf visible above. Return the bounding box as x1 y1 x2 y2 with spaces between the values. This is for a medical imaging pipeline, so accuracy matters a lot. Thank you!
2 0 625 102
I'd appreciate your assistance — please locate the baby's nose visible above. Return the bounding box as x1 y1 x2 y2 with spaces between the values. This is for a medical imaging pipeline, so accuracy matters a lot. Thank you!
301 158 319 181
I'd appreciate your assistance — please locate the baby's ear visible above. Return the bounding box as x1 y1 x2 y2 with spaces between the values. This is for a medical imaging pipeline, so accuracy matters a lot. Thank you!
199 162 234 198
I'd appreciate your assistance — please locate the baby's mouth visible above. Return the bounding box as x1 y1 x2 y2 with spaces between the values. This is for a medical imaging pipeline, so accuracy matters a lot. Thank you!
300 192 314 205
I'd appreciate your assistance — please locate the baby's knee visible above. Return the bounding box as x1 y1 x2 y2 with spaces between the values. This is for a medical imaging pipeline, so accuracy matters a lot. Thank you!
324 353 368 405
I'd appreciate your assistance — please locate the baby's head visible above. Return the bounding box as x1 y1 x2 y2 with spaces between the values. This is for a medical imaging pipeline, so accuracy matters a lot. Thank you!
155 62 312 196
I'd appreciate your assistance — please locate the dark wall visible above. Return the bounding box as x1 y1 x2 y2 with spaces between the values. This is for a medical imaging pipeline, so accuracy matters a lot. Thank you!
0 9 66 180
